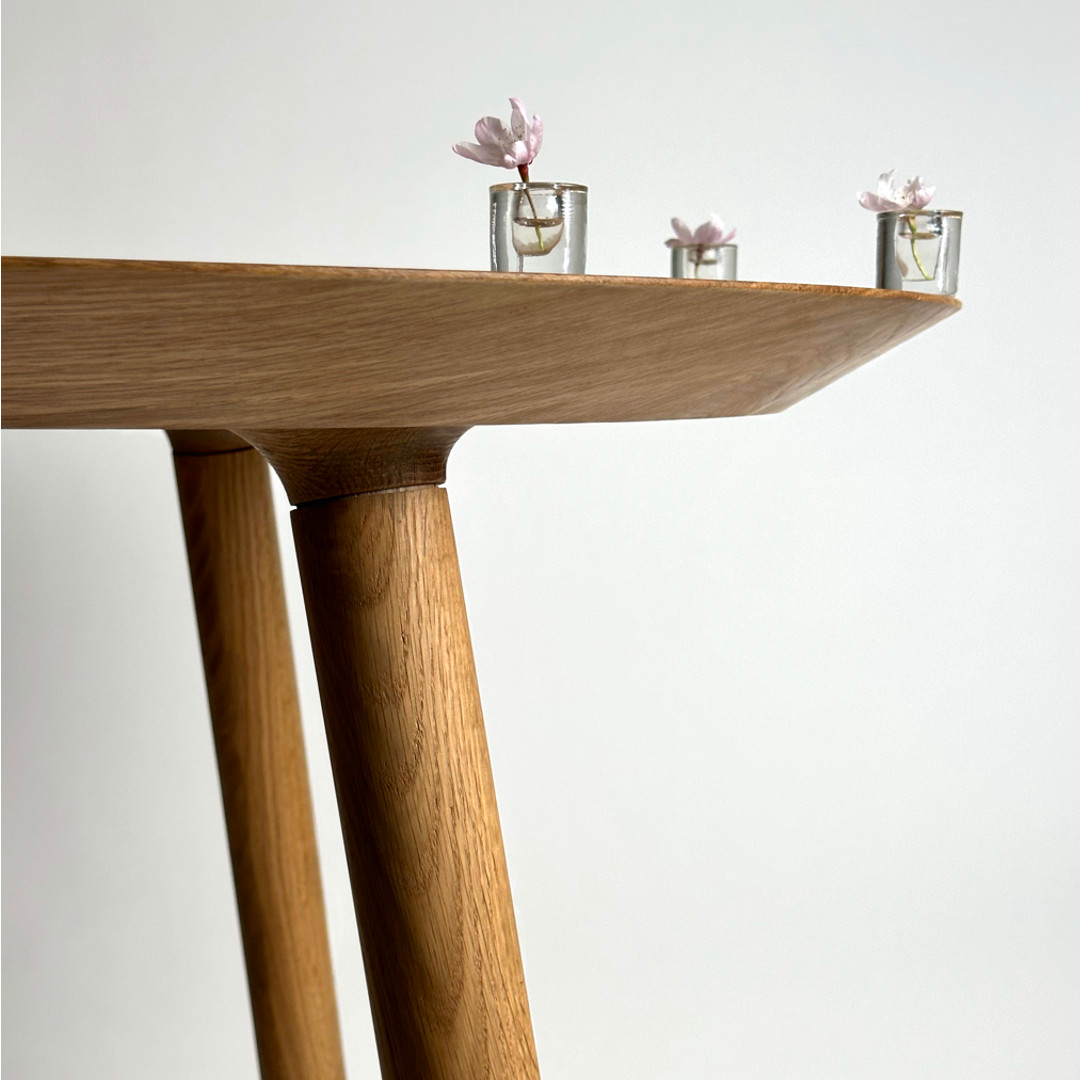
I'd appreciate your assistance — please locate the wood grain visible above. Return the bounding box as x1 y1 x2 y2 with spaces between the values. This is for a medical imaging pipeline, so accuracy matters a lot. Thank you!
170 436 345 1080
239 427 468 503
291 484 539 1080
2 257 960 430
168 429 251 453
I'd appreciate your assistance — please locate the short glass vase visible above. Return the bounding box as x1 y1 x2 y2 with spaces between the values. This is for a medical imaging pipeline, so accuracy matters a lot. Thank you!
876 210 962 295
490 182 587 273
670 243 738 280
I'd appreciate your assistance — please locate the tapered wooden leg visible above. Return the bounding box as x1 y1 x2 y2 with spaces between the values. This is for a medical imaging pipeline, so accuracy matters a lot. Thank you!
169 431 345 1080
242 428 540 1080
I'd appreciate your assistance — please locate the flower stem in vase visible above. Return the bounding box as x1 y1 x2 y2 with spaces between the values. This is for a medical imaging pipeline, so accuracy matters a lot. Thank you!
904 213 933 281
517 164 546 253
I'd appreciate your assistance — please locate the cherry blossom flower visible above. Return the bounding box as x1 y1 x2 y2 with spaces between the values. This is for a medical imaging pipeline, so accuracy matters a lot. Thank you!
857 170 935 212
453 98 543 181
665 214 737 249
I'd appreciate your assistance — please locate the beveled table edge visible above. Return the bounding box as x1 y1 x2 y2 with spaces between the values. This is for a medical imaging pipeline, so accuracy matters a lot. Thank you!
0 255 962 308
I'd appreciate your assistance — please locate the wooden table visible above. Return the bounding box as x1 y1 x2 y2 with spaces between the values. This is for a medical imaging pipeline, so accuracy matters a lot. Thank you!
1 256 960 1080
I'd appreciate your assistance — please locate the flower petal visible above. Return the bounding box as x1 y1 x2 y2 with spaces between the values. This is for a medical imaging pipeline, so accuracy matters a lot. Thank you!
475 116 510 147
858 190 892 211
670 217 693 244
501 139 530 166
509 98 528 139
528 114 543 160
903 175 935 209
876 169 898 199
453 141 508 166
693 215 727 245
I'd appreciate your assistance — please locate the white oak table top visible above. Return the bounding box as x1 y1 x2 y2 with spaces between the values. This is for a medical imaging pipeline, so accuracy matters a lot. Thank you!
1 257 960 430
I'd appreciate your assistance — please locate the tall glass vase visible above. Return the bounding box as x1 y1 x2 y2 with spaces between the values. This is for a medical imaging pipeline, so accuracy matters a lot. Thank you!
876 210 962 295
490 182 587 273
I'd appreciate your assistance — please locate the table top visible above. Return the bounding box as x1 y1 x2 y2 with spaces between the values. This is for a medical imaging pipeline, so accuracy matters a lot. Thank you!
1 257 960 430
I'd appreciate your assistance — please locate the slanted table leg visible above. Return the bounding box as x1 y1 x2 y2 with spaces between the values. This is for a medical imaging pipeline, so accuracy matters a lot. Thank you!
169 431 345 1080
243 428 541 1080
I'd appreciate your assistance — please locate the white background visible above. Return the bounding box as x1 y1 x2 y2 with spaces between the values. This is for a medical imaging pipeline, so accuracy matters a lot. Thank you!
3 0 1079 1076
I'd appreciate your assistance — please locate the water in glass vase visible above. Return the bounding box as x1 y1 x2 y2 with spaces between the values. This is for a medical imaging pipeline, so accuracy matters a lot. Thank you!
876 210 962 295
896 216 941 283
490 182 587 273
670 243 737 280
512 216 565 257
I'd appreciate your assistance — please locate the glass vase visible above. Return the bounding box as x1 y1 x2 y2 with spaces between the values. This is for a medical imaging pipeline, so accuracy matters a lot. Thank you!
876 210 962 295
670 244 737 280
490 182 587 273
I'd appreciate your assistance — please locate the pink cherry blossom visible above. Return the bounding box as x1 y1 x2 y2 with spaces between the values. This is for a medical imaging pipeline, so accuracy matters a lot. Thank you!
453 98 543 176
857 169 935 212
666 214 737 249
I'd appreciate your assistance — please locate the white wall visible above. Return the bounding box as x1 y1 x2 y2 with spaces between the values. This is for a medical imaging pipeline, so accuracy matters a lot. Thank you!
3 0 1079 1076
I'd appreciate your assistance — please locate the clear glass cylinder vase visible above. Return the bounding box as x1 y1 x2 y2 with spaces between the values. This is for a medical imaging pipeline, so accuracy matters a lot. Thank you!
490 182 587 273
876 210 962 295
670 244 737 280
